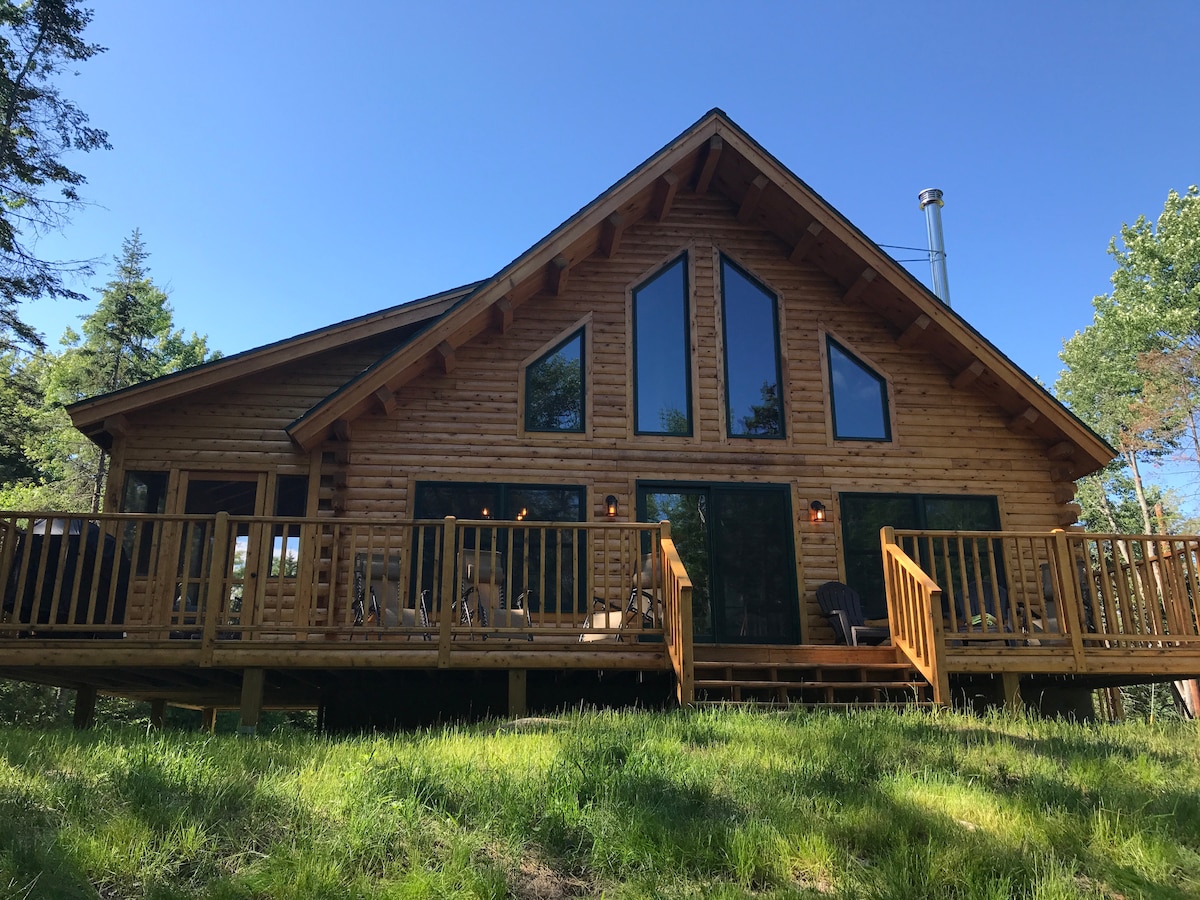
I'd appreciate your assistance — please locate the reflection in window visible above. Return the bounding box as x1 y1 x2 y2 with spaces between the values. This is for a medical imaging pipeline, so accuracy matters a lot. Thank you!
120 470 168 575
633 254 691 434
271 475 308 577
721 257 783 437
525 329 584 432
827 337 891 441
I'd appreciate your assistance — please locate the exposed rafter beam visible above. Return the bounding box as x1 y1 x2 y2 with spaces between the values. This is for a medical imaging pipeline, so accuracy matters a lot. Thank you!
547 256 570 297
599 213 626 258
650 172 680 221
1007 407 1039 432
951 360 985 390
332 419 353 442
436 341 457 374
841 268 877 304
694 135 723 194
736 174 769 223
492 297 514 334
1047 441 1076 461
374 386 398 416
897 314 931 348
103 414 129 438
789 222 824 264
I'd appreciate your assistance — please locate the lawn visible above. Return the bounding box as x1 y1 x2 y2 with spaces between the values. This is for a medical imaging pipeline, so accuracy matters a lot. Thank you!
0 707 1197 898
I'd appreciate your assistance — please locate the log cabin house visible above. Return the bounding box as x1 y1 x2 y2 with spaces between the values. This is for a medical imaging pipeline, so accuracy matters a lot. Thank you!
3 109 1199 730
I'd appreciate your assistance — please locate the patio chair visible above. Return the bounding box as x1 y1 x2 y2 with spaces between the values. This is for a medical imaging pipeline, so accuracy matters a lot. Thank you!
460 550 532 640
815 581 889 646
352 552 430 639
580 554 662 642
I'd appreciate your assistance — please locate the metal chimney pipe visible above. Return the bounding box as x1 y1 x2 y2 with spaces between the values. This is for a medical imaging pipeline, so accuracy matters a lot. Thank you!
918 188 950 306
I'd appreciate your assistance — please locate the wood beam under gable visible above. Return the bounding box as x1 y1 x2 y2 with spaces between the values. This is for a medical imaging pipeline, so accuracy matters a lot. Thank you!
694 136 723 194
841 268 877 305
951 360 985 390
374 386 398 416
789 222 824 264
599 213 626 258
492 297 514 334
650 172 680 221
1007 407 1039 433
1058 502 1082 526
736 174 769 223
896 314 932 348
1047 441 1076 461
103 414 129 438
547 256 570 297
332 419 353 442
1053 483 1077 504
436 341 457 374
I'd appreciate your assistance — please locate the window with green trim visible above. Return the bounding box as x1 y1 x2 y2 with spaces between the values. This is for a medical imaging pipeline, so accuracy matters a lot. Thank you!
827 337 891 441
721 256 784 437
633 253 691 435
524 328 584 432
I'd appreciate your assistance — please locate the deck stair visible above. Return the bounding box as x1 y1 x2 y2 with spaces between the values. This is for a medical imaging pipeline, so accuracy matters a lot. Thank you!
693 644 932 707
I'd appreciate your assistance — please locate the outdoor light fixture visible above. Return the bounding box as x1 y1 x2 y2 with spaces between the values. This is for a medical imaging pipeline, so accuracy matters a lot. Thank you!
481 507 491 519
605 495 618 519
516 507 528 521
809 500 827 523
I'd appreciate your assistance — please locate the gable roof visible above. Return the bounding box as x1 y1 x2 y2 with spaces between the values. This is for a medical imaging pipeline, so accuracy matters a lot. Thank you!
283 109 1114 480
68 281 482 447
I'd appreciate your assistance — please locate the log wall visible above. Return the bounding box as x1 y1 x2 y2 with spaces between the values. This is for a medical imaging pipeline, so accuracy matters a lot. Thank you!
103 195 1071 645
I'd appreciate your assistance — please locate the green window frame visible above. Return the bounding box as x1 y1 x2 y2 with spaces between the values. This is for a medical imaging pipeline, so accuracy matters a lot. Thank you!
827 337 892 441
720 256 784 438
632 253 692 435
524 327 585 433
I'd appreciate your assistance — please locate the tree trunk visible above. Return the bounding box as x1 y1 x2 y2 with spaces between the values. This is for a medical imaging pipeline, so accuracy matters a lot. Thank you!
1124 448 1155 534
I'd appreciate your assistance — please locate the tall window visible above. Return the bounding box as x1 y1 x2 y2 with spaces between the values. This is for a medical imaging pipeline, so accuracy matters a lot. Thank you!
633 254 691 435
525 328 584 432
721 257 783 437
827 337 891 441
120 470 169 575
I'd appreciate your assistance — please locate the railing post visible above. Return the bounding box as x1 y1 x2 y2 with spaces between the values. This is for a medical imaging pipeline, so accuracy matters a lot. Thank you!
200 511 230 665
1052 529 1088 672
437 516 457 667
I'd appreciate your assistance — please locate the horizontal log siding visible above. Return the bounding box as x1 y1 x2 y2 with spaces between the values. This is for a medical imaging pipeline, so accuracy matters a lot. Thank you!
339 194 1066 644
100 195 1069 647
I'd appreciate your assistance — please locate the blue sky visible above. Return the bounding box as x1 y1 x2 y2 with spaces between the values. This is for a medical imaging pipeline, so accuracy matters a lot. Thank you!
23 3 1199 400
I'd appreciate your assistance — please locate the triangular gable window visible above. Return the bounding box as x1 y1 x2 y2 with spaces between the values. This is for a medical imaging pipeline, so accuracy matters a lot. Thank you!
827 337 891 441
524 328 584 432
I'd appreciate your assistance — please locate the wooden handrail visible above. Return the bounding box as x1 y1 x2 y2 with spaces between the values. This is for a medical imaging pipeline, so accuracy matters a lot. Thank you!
660 525 694 706
881 526 948 705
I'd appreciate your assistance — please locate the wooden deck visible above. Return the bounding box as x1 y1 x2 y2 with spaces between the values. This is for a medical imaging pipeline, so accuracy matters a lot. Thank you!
882 526 1200 706
3 511 1199 726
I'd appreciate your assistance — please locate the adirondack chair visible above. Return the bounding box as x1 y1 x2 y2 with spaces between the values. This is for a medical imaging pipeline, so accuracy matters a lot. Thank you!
815 581 890 646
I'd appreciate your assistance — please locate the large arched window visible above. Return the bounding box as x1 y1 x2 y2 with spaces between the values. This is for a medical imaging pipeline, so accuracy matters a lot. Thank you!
720 256 783 438
632 253 691 435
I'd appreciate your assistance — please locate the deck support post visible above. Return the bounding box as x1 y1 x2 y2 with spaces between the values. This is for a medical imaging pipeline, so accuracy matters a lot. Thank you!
238 668 265 735
1001 673 1022 714
508 669 527 718
72 685 96 730
150 699 166 729
200 707 217 732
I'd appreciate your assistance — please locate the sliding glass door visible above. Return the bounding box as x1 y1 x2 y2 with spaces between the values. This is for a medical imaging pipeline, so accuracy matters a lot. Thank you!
639 483 798 644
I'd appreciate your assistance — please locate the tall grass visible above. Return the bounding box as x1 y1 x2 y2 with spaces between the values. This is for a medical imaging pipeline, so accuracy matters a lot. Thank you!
0 708 1196 898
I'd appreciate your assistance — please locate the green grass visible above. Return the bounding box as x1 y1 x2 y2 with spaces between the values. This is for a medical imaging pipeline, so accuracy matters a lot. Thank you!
0 708 1197 898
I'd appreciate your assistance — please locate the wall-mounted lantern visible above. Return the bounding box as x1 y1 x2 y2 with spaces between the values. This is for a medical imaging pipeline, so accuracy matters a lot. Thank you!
605 495 618 519
809 500 827 524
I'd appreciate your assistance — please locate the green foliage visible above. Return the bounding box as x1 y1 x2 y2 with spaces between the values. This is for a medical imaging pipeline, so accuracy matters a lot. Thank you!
740 380 781 436
1057 186 1200 531
0 709 1197 897
0 0 109 351
0 231 218 511
524 343 582 431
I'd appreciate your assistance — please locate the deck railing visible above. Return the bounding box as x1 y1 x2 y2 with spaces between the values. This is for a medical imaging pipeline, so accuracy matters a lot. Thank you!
0 512 685 670
882 527 1200 692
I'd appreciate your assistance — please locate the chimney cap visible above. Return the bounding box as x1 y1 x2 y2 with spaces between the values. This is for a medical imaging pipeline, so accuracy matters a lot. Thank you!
918 188 944 209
